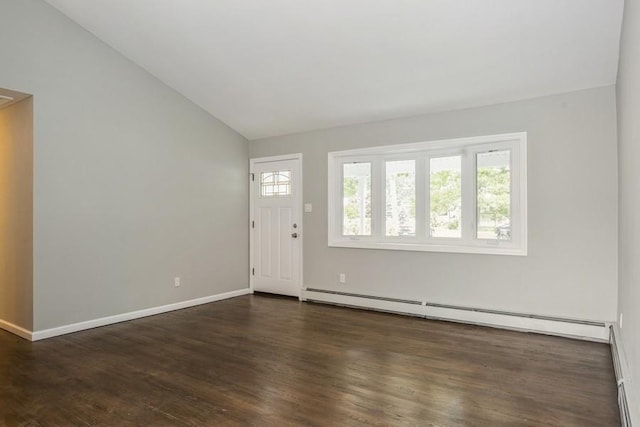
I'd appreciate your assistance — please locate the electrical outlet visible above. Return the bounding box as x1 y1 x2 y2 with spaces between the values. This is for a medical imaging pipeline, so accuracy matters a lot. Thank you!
174 277 181 287
620 313 623 329
339 273 346 284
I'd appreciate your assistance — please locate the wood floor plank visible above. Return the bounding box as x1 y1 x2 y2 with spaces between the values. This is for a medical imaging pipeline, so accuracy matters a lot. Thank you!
0 294 619 426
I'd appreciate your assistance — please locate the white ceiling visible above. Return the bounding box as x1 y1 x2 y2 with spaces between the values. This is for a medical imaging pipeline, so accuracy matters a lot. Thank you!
44 0 623 140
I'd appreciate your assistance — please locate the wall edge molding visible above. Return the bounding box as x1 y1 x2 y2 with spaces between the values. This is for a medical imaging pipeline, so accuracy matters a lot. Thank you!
0 318 33 340
30 288 251 341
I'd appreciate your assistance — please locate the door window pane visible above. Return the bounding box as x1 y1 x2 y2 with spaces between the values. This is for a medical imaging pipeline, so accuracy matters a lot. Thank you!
343 162 372 236
477 150 511 240
261 170 291 197
385 160 416 236
430 156 462 238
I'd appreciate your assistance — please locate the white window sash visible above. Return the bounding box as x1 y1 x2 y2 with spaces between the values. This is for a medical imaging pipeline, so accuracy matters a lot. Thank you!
328 132 527 256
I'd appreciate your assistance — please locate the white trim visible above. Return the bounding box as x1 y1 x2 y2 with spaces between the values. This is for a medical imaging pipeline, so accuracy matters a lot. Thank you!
249 153 304 300
328 240 526 256
249 162 254 292
328 132 527 256
298 155 304 301
330 132 527 157
611 323 640 426
31 288 251 341
249 153 302 164
0 318 33 340
301 289 608 342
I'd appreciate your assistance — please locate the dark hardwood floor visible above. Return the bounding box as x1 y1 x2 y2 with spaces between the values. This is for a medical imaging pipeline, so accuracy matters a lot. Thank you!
0 294 619 426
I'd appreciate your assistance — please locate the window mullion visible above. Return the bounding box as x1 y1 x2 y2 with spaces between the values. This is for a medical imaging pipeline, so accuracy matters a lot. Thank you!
409 156 424 240
337 160 343 241
461 148 476 245
374 158 385 241
510 144 520 247
422 156 431 242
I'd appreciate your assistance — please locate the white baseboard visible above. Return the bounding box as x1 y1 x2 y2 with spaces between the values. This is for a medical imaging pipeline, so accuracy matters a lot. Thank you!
0 318 33 340
0 285 610 344
302 289 609 342
610 323 640 426
30 288 251 341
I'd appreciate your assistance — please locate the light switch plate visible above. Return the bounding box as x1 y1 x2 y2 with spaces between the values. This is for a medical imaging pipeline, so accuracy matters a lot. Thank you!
304 203 312 212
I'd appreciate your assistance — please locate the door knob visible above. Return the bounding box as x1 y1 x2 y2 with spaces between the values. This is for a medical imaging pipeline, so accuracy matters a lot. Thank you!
291 232 298 238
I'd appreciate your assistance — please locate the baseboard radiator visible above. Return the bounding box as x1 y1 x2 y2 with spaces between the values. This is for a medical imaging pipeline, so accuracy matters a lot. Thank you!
611 325 633 426
302 288 609 341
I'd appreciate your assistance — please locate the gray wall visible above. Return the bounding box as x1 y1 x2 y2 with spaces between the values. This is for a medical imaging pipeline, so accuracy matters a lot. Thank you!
0 97 33 331
251 86 618 322
617 0 640 412
0 0 249 331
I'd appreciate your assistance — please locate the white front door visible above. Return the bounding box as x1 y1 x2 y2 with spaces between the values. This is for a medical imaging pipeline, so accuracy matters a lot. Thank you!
251 155 301 297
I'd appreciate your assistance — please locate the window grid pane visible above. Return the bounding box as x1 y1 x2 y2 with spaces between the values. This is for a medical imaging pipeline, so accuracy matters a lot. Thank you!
430 156 462 238
261 170 291 197
328 133 526 255
385 160 416 237
477 150 511 240
343 162 372 236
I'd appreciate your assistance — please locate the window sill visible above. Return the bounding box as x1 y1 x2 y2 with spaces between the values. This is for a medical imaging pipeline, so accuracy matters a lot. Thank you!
328 240 527 256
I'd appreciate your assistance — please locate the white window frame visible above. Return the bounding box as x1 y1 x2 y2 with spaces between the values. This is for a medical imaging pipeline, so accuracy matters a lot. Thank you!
328 132 527 256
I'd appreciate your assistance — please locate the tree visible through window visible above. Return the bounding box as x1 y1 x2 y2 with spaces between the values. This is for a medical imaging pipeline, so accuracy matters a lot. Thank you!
328 133 526 255
343 162 371 236
477 150 511 240
386 160 416 236
430 156 462 238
